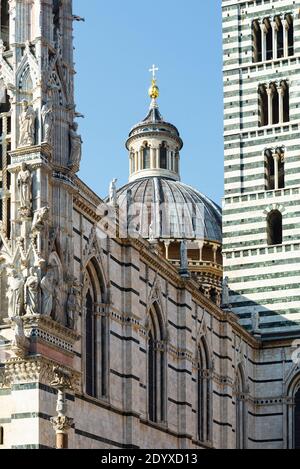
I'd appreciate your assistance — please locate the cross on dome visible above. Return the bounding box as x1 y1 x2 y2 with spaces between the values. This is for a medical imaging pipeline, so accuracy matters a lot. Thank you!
149 64 159 80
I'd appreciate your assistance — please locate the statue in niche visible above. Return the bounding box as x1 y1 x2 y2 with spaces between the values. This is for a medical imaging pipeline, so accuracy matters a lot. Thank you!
41 268 56 317
69 122 82 168
109 179 118 205
32 207 49 233
17 163 32 210
25 268 39 316
19 100 36 147
7 269 25 319
66 280 81 330
222 276 230 307
41 100 54 144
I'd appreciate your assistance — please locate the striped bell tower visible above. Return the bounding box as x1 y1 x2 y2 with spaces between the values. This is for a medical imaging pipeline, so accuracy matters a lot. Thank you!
222 0 300 338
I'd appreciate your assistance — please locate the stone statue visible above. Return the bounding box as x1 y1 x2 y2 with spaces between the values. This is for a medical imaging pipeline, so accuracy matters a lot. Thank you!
179 240 190 278
69 122 82 168
67 280 81 330
41 100 54 144
252 309 261 335
17 163 32 210
53 282 64 324
11 316 29 356
7 270 24 319
19 100 36 147
109 179 118 205
25 268 39 316
222 276 230 307
149 222 155 242
41 268 55 317
32 207 49 232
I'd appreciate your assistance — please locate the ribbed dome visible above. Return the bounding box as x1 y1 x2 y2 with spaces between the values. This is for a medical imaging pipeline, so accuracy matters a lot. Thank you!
116 177 222 243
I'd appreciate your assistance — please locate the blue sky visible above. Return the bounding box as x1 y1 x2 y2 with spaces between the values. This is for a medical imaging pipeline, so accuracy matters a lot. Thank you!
73 0 223 205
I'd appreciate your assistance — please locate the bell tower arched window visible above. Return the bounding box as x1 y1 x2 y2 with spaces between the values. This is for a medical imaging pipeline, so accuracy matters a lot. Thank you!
252 20 262 62
197 338 212 443
267 210 282 246
84 259 108 399
1 0 9 49
160 143 167 170
148 303 166 423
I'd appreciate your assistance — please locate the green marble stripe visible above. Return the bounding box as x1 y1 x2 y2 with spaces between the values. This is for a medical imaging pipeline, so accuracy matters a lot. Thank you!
225 133 300 149
224 212 300 227
231 282 300 296
224 238 300 249
231 294 300 307
223 200 300 216
225 256 300 272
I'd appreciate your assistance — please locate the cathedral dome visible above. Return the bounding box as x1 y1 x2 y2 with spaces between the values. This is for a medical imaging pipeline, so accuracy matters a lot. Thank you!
116 177 222 243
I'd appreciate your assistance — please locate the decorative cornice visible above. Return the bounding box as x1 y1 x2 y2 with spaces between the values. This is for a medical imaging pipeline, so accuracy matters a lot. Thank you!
23 315 80 345
1 356 80 390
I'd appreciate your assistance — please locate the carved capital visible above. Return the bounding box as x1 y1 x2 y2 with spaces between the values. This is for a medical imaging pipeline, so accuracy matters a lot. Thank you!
50 415 73 433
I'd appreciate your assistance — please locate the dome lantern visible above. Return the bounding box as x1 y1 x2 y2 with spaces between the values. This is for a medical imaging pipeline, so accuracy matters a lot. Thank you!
126 65 183 183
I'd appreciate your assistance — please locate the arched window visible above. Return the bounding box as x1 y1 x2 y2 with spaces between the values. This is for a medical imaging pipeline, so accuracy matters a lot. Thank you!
283 82 289 122
287 15 294 57
287 377 300 448
148 303 166 423
1 0 10 49
253 20 262 62
267 210 282 245
259 85 268 127
236 366 247 449
277 16 284 58
295 388 300 449
160 143 167 170
197 338 212 443
272 84 279 125
143 144 150 170
265 150 275 190
264 19 272 61
85 259 108 399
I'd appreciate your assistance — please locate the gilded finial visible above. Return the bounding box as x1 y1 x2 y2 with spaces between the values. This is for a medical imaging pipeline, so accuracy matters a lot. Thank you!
148 64 159 101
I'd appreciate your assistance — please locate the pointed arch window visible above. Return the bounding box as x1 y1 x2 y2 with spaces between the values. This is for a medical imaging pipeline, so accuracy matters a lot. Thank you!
160 143 167 170
267 210 283 246
236 366 247 449
148 303 166 423
85 259 108 399
197 338 212 443
295 388 300 449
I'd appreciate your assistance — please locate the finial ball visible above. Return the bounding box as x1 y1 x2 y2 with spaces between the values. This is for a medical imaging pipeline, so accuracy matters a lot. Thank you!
149 80 159 100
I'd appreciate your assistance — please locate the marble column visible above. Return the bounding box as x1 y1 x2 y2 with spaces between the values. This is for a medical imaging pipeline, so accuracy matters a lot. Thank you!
272 20 278 60
283 18 289 57
278 86 285 123
151 147 156 169
273 153 280 190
